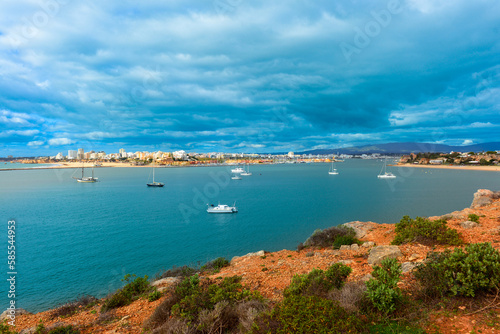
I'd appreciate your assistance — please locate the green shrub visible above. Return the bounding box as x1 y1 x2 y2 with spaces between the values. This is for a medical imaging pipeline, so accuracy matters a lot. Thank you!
468 213 480 223
200 257 230 273
301 226 357 249
51 295 98 318
252 295 365 334
171 275 262 322
0 320 17 334
101 274 152 312
47 326 80 334
392 216 462 246
333 235 361 249
415 242 500 297
158 265 198 279
366 258 402 313
369 321 426 333
148 289 162 302
284 263 351 298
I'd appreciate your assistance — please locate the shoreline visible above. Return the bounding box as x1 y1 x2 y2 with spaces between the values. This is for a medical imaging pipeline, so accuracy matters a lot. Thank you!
3 161 500 172
394 163 500 172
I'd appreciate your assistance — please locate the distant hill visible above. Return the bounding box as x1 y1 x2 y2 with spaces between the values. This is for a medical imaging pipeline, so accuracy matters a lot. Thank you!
299 142 500 155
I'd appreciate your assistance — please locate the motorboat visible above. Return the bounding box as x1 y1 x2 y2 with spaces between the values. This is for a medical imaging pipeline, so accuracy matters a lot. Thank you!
207 203 238 213
231 167 245 173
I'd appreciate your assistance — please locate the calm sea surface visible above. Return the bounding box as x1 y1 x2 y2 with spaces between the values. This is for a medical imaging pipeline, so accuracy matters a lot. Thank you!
1 160 500 312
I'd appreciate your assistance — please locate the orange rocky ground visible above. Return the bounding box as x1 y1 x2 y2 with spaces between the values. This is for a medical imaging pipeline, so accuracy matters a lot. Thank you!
9 190 500 334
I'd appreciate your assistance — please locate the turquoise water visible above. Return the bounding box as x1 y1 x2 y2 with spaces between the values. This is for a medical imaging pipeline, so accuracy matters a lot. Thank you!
1 160 500 312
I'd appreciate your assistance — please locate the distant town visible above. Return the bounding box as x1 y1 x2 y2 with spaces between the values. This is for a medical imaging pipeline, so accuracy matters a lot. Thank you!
3 147 500 167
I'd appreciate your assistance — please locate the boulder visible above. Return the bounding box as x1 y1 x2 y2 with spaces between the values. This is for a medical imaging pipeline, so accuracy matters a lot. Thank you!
231 250 265 262
368 245 402 266
339 245 351 251
401 262 417 273
460 221 478 229
471 189 494 209
408 253 420 261
0 308 31 322
361 241 375 248
151 277 182 292
342 221 378 239
350 243 360 251
441 211 466 221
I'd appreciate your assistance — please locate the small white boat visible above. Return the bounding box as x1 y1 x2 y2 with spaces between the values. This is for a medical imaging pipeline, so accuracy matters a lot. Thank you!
147 160 164 187
231 167 245 173
378 158 396 179
231 174 242 180
328 161 339 175
240 164 252 176
207 203 238 213
73 165 98 183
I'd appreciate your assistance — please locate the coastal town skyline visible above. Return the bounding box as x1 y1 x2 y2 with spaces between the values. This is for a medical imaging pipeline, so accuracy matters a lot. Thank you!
1 1 499 156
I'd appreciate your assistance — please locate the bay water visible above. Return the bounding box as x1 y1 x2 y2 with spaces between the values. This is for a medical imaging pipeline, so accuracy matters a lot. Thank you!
1 160 500 312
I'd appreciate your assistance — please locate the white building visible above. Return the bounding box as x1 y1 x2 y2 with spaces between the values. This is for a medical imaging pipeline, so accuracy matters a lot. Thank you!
55 152 64 160
288 152 294 158
77 148 84 160
173 150 187 160
68 150 77 159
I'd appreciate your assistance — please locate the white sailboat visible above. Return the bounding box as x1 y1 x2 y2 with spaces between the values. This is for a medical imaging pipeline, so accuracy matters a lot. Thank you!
147 160 164 187
231 173 242 180
378 158 396 179
240 164 252 176
73 164 98 183
328 160 339 175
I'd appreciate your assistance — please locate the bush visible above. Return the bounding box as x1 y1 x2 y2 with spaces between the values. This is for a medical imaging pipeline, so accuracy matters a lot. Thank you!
47 326 80 334
368 322 426 333
51 295 98 318
392 216 462 246
172 275 262 321
145 275 263 333
0 320 17 334
101 274 152 312
301 226 357 249
328 281 366 312
415 242 500 297
148 289 162 302
333 235 361 249
252 295 365 334
366 258 402 313
284 263 352 298
200 257 230 273
158 265 198 279
468 213 480 223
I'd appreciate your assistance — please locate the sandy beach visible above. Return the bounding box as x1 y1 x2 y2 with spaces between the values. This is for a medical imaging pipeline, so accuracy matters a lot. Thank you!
394 163 500 172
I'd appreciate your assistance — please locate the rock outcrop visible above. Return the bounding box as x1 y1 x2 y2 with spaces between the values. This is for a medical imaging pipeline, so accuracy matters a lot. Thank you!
367 245 402 266
343 221 378 239
460 220 478 229
0 308 31 322
151 277 182 293
471 189 500 209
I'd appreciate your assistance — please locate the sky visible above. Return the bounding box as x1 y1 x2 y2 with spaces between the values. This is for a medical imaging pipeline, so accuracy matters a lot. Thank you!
0 0 499 156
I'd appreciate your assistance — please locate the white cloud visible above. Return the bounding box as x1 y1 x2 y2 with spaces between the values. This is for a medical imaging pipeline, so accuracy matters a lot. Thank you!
28 140 45 146
462 139 473 145
48 138 73 146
